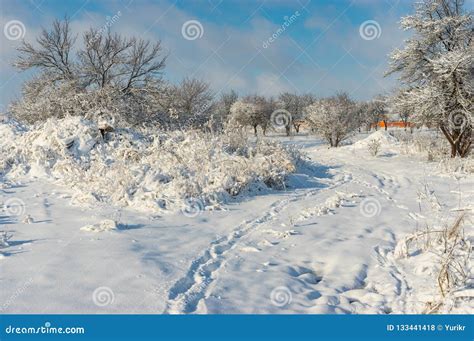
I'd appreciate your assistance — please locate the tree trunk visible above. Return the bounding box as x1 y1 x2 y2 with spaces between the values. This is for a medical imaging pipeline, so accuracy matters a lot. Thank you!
440 124 456 158
328 137 334 147
438 124 471 158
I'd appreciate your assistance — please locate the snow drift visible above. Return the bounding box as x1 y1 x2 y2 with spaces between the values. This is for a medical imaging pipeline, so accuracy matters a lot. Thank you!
351 130 399 149
0 116 302 213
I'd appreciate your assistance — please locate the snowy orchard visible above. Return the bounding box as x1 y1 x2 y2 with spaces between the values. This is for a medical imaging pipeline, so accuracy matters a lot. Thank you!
0 0 472 317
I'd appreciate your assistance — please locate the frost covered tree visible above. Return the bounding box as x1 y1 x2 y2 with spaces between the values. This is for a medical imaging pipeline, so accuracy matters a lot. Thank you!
277 93 315 135
305 93 359 147
16 17 167 90
206 90 239 133
277 93 298 135
370 95 389 131
258 96 277 136
15 17 76 80
80 30 166 91
228 100 260 135
174 78 214 117
12 17 167 126
297 94 316 131
10 74 82 123
231 95 271 136
392 91 413 130
218 90 238 120
156 78 215 129
386 0 473 157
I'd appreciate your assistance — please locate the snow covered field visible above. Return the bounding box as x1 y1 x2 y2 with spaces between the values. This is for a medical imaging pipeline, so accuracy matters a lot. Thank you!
1 127 472 314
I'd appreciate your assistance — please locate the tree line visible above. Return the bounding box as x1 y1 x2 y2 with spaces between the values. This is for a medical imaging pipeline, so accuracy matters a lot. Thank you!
9 0 473 157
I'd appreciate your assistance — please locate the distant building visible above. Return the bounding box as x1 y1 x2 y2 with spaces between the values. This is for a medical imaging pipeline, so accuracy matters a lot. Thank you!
371 121 414 129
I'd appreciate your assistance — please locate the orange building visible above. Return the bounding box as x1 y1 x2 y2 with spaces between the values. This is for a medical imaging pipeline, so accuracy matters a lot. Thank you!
371 121 413 129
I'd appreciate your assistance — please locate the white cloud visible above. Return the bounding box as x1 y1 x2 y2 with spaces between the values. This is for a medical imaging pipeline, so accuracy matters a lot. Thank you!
0 0 415 108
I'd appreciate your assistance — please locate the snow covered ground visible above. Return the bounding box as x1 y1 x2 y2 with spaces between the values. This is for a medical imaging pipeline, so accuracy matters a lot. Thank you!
1 130 472 314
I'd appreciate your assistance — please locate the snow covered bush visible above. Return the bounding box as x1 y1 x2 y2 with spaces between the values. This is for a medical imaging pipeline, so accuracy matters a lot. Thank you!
387 0 473 158
10 78 156 127
394 213 472 313
391 183 473 313
0 116 302 213
0 231 13 249
413 133 449 161
305 93 359 147
367 139 382 157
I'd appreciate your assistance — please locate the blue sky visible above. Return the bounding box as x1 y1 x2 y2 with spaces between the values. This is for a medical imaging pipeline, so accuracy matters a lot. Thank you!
0 0 445 110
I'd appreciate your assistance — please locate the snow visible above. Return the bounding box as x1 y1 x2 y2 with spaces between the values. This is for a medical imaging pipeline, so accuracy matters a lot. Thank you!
0 129 472 314
0 117 301 213
80 219 117 232
351 130 398 149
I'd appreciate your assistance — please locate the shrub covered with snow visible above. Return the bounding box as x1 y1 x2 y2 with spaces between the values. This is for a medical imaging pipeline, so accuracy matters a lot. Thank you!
305 93 359 147
392 130 473 174
0 116 302 213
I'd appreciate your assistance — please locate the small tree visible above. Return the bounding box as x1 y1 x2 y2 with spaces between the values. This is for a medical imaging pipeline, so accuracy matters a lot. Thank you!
277 93 315 135
363 96 387 131
211 90 238 133
305 93 359 147
13 17 167 127
296 94 316 132
375 95 389 131
229 100 258 133
241 95 271 136
392 91 412 131
219 90 238 120
172 78 214 128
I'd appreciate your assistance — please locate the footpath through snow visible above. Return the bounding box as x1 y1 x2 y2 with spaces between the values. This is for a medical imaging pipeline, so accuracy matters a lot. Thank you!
0 131 472 314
